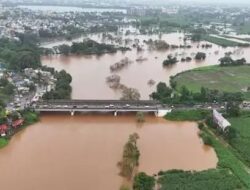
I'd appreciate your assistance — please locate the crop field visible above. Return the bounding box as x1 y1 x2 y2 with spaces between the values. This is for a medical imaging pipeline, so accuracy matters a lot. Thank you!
229 112 250 166
174 65 250 94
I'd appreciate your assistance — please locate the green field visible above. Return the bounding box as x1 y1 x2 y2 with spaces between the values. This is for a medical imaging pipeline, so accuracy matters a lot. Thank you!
0 138 8 148
173 65 250 99
158 169 244 190
228 112 250 167
204 127 250 189
165 109 210 121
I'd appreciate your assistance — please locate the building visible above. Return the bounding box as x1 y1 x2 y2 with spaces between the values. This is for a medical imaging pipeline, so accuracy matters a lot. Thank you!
0 124 7 136
213 109 231 131
12 119 24 129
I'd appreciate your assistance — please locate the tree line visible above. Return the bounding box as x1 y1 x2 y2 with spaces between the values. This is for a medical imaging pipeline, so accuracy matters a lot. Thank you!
45 39 130 56
0 38 41 71
151 81 243 104
43 70 72 99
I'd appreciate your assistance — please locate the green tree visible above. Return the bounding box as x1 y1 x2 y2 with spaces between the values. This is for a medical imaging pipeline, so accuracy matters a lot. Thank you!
195 52 206 60
133 172 155 190
58 44 71 55
180 86 191 101
118 133 140 179
169 76 177 89
163 55 178 66
226 101 240 117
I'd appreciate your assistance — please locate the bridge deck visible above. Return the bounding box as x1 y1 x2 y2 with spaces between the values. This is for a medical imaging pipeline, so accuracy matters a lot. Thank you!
37 99 160 106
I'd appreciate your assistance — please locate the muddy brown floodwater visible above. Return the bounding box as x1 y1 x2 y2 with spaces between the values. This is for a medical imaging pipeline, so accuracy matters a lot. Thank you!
41 33 250 99
0 114 217 190
5 32 249 190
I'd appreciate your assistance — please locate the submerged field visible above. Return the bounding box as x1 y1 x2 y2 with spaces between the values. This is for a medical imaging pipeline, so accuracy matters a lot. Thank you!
173 65 250 98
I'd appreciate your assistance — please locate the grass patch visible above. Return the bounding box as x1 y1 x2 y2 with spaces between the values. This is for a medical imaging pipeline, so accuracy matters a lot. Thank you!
22 111 39 125
173 65 250 99
203 127 250 189
0 138 8 148
165 109 210 121
158 169 244 190
228 112 250 167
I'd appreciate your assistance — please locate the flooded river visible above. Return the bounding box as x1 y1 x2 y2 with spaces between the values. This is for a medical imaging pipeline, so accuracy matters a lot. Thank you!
0 114 217 190
41 33 249 99
5 32 247 190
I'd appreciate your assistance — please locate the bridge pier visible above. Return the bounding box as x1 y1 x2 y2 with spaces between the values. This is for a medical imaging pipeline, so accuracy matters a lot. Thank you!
71 111 75 116
114 111 118 116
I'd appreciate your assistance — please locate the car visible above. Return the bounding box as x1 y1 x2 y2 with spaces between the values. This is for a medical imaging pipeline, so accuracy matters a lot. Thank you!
105 105 110 108
109 104 115 107
82 105 88 108
63 105 68 108
145 105 150 108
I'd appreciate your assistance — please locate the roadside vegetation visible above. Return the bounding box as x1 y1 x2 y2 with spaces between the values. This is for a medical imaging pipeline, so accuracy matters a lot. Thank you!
165 109 210 121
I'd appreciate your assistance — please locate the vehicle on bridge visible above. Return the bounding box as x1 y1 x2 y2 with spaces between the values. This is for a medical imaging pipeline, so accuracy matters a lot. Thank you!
32 99 172 117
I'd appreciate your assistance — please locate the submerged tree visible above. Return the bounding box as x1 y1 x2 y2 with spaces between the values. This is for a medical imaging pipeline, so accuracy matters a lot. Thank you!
120 87 141 101
118 133 140 179
195 52 206 60
136 112 145 123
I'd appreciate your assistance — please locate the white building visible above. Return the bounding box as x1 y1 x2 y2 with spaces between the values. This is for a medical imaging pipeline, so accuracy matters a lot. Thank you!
213 109 231 131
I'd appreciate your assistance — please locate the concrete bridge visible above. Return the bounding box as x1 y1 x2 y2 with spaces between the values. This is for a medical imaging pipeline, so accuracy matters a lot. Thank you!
33 99 172 117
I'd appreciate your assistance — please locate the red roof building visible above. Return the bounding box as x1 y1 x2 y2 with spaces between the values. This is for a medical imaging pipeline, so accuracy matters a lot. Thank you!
12 119 24 129
0 124 8 134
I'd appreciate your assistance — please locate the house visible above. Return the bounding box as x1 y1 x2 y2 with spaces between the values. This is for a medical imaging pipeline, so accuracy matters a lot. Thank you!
12 119 24 129
213 109 231 131
0 124 8 136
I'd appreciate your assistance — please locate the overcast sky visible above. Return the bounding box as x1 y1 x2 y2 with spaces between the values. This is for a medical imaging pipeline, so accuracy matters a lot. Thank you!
128 0 250 5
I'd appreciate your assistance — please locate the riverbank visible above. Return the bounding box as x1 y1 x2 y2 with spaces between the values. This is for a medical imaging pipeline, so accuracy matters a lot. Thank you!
0 114 217 190
0 110 39 149
157 109 250 190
